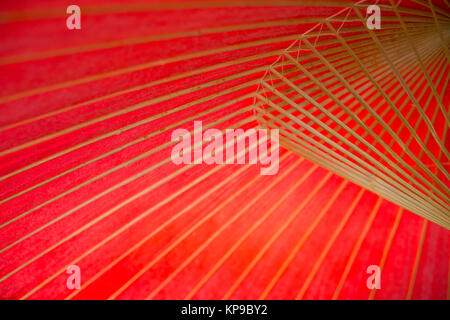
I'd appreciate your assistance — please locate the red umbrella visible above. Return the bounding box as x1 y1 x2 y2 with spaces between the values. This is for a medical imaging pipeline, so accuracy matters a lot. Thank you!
0 0 448 299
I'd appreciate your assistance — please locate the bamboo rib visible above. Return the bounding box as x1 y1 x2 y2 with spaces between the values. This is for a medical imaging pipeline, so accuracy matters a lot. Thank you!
257 94 446 225
5 0 442 25
260 79 449 213
0 115 262 283
0 0 440 64
0 0 448 301
24 135 290 300
324 17 450 163
0 25 436 219
254 0 450 228
258 97 449 226
147 164 324 300
0 1 359 24
405 219 428 299
0 20 429 137
1 24 433 221
294 190 369 299
0 18 437 124
258 75 449 212
0 92 256 208
219 171 333 300
299 36 449 186
282 48 449 205
258 94 448 225
258 180 349 299
332 197 382 299
108 157 303 300
1 26 430 211
0 111 256 256
3 30 424 234
258 40 444 212
426 0 450 63
284 134 448 227
369 207 404 300
269 60 449 205
354 5 450 148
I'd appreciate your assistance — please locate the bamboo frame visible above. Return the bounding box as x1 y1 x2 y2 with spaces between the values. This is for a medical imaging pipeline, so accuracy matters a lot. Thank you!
254 0 450 228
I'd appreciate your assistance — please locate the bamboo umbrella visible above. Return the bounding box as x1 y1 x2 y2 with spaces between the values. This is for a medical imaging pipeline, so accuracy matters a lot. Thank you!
0 0 448 299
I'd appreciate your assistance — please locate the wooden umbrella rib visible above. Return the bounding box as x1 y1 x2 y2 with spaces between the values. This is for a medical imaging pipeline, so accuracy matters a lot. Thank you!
277 51 450 204
0 115 260 285
352 7 450 162
388 0 450 128
26 137 289 300
256 92 447 221
300 34 449 188
254 0 449 228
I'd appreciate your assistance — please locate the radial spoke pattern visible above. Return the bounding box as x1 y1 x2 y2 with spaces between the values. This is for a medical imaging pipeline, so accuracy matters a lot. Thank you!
255 1 450 228
0 0 448 300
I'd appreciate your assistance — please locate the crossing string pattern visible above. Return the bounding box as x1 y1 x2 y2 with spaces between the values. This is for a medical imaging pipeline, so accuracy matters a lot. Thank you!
0 0 448 299
255 0 450 228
